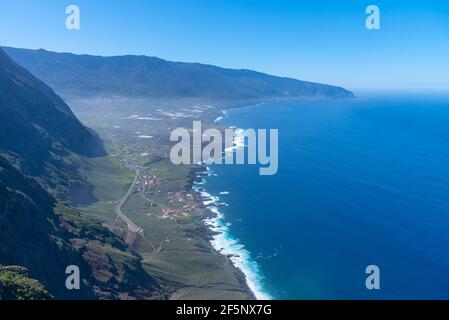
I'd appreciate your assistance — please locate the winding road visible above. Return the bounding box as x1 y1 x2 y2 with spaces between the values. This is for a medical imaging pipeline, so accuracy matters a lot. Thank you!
115 168 144 235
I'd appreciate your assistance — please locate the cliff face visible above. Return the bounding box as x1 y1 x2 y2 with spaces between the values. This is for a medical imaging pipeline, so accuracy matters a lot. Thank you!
0 48 107 202
3 46 354 100
0 49 162 300
0 48 105 161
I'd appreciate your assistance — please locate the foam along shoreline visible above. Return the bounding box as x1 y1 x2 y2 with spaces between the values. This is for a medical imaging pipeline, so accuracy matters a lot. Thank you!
193 128 273 300
214 110 228 123
193 175 272 300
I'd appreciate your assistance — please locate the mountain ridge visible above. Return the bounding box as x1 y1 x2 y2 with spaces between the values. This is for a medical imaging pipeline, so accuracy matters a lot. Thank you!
2 46 355 100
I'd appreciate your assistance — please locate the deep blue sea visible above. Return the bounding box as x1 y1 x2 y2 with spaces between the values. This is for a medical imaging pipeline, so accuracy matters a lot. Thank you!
201 93 449 299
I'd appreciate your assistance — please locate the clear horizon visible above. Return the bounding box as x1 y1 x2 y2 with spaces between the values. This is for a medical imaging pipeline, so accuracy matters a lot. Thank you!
1 0 448 91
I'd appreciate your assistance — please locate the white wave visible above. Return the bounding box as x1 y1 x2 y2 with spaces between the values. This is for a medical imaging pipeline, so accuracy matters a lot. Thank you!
124 114 162 120
203 208 272 300
233 128 246 148
193 177 272 300
224 128 246 155
214 110 228 123
214 116 224 123
135 117 162 120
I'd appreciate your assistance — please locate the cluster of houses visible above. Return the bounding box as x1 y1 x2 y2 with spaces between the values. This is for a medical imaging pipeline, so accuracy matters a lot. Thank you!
168 191 195 203
161 191 198 219
136 174 159 198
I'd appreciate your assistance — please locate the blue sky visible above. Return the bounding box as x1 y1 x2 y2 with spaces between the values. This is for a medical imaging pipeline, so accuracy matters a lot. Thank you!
1 0 448 91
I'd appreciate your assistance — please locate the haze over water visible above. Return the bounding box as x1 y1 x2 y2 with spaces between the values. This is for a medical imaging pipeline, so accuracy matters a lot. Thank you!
204 94 449 299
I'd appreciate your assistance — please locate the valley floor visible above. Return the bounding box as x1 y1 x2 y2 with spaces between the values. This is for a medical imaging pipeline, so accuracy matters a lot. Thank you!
70 96 255 300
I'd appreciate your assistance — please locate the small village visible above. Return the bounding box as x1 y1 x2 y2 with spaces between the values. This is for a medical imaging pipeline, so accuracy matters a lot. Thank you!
128 157 203 222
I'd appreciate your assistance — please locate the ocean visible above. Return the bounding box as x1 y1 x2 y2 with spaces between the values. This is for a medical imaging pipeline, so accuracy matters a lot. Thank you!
197 93 449 299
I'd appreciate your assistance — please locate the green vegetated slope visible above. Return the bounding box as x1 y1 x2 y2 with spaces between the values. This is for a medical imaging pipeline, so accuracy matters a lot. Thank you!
0 48 162 300
0 266 52 300
80 155 253 300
